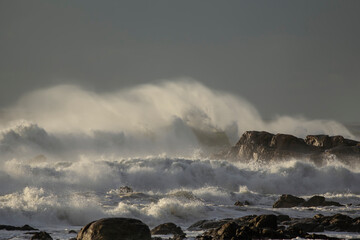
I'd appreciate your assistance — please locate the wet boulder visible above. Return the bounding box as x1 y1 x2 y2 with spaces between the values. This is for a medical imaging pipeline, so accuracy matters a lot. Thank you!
288 218 324 232
188 219 231 231
151 222 184 236
273 194 305 208
250 214 277 230
31 231 53 240
273 195 343 208
277 214 291 223
216 222 239 239
76 218 151 240
302 195 343 207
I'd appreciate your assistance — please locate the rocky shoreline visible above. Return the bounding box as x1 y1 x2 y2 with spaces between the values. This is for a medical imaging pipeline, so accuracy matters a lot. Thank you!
3 193 358 240
12 211 357 240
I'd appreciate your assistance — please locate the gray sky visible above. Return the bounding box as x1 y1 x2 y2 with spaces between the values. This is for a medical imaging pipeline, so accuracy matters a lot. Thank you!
1 0 359 123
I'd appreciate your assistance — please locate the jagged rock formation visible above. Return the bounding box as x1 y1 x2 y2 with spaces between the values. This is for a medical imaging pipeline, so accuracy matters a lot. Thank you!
225 131 360 164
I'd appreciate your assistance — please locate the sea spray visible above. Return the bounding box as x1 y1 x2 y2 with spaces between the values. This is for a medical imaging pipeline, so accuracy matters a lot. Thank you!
1 155 360 227
0 80 359 237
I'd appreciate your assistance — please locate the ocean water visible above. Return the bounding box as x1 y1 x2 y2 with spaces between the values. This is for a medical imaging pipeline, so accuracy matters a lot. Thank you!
0 81 359 239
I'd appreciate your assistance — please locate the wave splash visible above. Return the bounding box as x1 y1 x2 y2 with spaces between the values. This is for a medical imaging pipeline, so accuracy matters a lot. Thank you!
1 155 360 226
0 79 355 159
0 79 358 228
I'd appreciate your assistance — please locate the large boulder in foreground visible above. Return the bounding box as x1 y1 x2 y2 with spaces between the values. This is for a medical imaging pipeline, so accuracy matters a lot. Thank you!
76 218 151 240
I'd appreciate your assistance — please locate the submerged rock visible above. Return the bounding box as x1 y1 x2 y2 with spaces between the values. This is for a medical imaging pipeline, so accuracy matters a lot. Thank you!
76 218 151 240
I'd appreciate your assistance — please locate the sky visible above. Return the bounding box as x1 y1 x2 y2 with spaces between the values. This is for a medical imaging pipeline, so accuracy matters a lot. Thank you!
1 0 359 123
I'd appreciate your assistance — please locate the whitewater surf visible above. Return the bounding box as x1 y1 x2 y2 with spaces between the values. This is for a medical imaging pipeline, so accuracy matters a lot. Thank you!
0 80 359 239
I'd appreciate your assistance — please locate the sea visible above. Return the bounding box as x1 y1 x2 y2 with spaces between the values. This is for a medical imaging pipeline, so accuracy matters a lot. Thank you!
0 81 359 239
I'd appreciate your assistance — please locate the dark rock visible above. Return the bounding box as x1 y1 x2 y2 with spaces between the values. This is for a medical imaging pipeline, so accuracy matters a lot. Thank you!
31 231 53 240
277 214 291 223
304 135 355 149
302 195 343 207
223 131 360 165
273 194 305 208
234 200 250 207
228 131 315 162
234 201 243 206
76 218 151 240
151 222 184 236
170 233 186 240
118 186 133 193
68 230 77 234
305 233 338 239
270 133 309 152
303 195 326 207
0 224 38 231
216 222 239 239
260 227 285 239
325 145 360 163
250 214 277 230
195 214 344 240
188 219 230 231
274 194 343 208
288 218 324 232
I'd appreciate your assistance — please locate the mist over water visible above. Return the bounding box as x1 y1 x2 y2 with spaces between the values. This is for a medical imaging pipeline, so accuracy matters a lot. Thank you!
0 79 359 232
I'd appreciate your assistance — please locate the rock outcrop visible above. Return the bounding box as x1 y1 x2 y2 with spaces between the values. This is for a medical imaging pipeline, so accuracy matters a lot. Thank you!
273 194 306 208
226 131 360 164
0 224 37 231
76 218 151 240
273 194 343 208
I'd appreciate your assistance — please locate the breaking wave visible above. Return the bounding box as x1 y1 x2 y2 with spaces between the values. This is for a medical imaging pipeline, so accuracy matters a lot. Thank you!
0 79 359 228
1 155 360 226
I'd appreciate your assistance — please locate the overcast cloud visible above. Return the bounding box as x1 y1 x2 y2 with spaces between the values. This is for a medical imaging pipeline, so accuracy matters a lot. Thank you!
1 0 359 122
